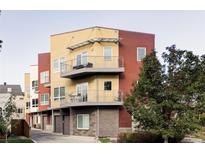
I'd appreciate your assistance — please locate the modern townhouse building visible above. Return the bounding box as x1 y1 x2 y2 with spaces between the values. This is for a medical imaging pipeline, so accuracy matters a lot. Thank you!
26 26 155 137
49 26 154 137
0 82 25 119
24 73 30 123
29 65 41 128
38 53 52 131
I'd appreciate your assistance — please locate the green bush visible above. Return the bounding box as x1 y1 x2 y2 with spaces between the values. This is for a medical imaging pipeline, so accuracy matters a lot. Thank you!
117 132 164 143
118 132 185 143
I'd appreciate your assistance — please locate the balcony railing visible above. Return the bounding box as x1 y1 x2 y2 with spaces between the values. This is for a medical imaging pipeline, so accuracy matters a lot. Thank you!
60 90 123 107
60 56 124 78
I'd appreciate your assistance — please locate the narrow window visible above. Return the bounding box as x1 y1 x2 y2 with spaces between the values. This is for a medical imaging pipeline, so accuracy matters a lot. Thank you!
137 47 146 61
104 46 112 61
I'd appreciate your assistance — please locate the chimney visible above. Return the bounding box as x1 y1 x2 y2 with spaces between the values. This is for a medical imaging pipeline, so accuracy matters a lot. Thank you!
3 82 6 85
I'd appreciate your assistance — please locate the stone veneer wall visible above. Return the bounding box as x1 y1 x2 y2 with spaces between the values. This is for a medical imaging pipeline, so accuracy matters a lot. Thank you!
72 107 97 136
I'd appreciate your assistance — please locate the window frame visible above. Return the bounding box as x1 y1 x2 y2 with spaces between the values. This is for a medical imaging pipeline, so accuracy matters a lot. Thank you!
137 47 146 61
103 46 112 61
104 81 112 91
75 52 88 66
40 71 49 84
40 93 49 105
77 114 90 130
54 87 65 101
32 99 38 107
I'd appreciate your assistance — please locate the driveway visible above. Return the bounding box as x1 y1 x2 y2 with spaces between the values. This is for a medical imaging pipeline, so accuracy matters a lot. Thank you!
31 128 98 143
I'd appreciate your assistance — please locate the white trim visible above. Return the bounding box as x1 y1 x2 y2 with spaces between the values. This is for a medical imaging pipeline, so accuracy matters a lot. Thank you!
40 71 49 84
77 114 90 130
103 46 112 61
75 52 88 66
53 86 65 101
76 82 88 102
40 93 49 105
137 47 146 61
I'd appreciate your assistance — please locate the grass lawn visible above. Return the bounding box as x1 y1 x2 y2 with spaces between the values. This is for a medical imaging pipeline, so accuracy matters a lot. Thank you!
0 136 34 143
98 137 111 143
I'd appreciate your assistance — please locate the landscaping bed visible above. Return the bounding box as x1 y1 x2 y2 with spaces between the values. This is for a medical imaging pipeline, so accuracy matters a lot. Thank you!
0 136 33 143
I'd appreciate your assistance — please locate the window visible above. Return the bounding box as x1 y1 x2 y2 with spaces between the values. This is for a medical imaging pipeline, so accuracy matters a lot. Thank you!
103 46 112 61
76 52 88 66
32 99 38 107
76 83 88 102
26 102 30 109
53 57 66 73
137 47 146 61
77 114 89 129
17 108 23 114
40 93 49 105
32 80 38 91
53 59 59 73
7 88 12 92
104 81 112 91
54 87 65 100
40 71 49 84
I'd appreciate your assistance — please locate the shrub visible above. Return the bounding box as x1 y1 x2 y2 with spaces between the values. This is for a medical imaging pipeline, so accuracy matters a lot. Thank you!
117 131 164 143
118 131 185 143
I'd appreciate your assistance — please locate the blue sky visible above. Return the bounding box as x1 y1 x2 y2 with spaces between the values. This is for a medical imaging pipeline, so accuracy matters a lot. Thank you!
0 10 205 90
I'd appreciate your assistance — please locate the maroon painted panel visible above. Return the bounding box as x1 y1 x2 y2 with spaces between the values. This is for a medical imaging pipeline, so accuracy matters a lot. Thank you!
119 30 155 128
38 53 51 111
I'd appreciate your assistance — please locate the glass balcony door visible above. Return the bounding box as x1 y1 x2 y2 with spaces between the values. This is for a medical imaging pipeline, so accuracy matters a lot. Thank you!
76 82 88 102
76 52 88 66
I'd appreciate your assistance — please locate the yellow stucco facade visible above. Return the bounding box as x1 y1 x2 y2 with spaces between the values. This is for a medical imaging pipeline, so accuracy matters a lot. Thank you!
24 73 30 114
50 27 120 108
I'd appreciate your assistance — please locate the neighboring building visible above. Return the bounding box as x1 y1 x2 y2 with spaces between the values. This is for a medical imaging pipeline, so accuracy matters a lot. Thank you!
26 26 155 137
24 73 30 123
29 65 41 128
38 53 52 131
0 82 24 119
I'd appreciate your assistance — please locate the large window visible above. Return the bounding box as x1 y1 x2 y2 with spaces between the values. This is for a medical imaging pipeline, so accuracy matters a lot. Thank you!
32 99 38 107
40 93 49 105
104 81 112 91
54 87 65 100
40 71 49 84
53 57 66 73
103 46 112 61
77 114 89 129
137 47 146 61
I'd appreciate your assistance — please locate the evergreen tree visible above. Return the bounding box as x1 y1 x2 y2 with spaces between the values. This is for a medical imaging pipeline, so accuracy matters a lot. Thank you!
125 46 201 143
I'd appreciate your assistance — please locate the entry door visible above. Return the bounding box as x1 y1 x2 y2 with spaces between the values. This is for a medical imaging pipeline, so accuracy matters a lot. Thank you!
63 115 70 135
43 116 47 130
54 115 62 133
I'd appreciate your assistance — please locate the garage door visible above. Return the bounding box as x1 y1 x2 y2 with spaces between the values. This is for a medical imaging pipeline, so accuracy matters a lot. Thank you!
54 115 62 133
43 116 47 130
99 109 119 137
63 115 70 135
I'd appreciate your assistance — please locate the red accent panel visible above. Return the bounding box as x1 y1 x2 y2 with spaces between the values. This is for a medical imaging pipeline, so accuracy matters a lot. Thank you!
119 30 155 127
38 53 51 111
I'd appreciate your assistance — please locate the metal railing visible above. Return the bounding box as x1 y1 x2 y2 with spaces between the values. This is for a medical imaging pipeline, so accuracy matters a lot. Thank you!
60 90 123 105
60 56 124 75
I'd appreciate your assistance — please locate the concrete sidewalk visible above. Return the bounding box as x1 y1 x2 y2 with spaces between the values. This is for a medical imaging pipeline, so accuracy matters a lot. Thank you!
31 128 98 143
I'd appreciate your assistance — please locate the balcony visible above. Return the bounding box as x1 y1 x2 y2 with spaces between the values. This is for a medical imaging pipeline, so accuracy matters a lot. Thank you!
60 56 124 79
44 82 51 88
60 90 123 107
